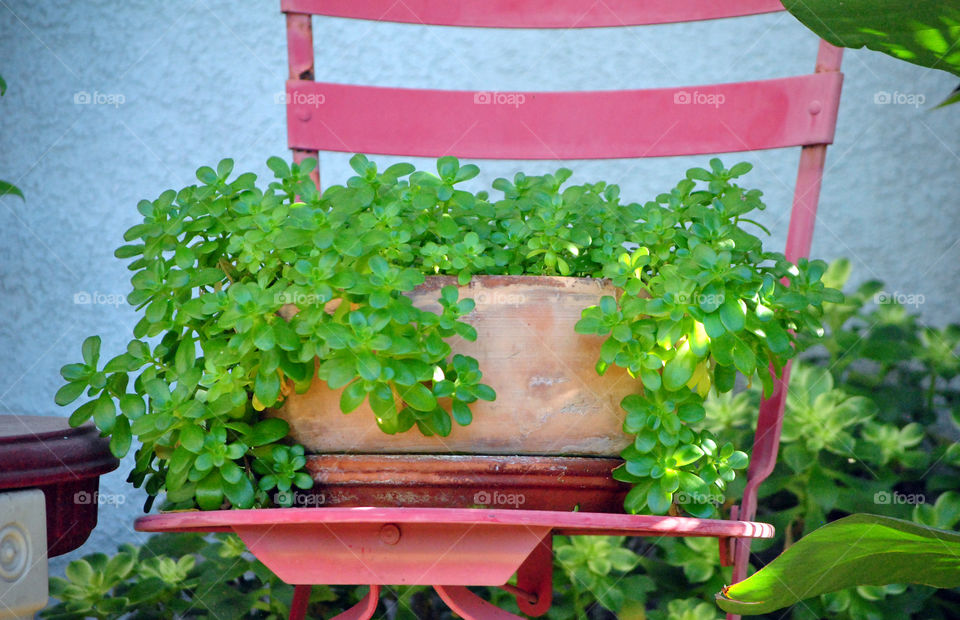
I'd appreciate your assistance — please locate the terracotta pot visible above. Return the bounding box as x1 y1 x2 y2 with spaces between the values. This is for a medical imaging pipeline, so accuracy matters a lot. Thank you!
294 454 630 512
273 275 639 456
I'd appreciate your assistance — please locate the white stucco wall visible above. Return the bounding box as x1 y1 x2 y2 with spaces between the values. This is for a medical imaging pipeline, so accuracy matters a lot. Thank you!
1 1 958 573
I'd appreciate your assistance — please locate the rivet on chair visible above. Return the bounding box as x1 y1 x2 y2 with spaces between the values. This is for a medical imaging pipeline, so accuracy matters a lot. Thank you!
379 523 401 545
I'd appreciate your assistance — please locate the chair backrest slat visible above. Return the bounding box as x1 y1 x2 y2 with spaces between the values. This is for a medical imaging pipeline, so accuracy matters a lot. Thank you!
286 74 842 160
281 0 785 27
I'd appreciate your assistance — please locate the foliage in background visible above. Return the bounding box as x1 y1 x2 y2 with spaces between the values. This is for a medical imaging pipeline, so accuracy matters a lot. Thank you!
716 514 960 615
42 533 357 620
1 74 25 200
56 155 833 516
782 0 960 106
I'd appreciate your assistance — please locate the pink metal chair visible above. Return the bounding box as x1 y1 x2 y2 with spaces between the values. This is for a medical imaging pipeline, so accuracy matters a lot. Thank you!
138 2 843 618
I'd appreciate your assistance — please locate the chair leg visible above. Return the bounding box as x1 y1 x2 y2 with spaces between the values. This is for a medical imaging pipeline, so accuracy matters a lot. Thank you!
330 585 381 620
515 534 553 616
289 585 311 620
435 585 526 619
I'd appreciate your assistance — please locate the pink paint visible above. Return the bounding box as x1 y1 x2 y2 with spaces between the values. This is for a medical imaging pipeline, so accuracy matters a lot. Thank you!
137 507 773 618
285 74 842 160
280 0 785 28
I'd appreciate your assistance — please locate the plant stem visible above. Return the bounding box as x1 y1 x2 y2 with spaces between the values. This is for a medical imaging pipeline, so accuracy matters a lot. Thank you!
218 257 237 284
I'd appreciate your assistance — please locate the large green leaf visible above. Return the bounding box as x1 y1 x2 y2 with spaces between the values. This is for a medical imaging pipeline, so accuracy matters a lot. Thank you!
0 180 24 200
783 0 960 79
716 513 960 615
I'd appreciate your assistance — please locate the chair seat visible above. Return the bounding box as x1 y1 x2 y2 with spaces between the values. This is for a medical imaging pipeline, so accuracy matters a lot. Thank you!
136 507 773 586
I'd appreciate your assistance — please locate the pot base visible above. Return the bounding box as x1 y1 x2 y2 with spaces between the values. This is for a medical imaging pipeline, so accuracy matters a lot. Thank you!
295 454 629 513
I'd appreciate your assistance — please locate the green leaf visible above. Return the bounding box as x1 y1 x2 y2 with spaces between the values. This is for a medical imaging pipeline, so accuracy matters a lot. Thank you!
65 559 95 585
196 472 224 510
703 311 726 338
144 379 171 406
267 156 291 178
93 395 116 433
935 86 960 108
217 158 234 179
223 475 255 509
437 156 459 180
55 381 87 406
103 353 139 373
717 514 960 615
455 164 480 183
451 400 472 425
714 363 736 393
673 444 704 467
729 162 753 177
355 351 381 381
254 369 281 407
318 356 356 390
252 322 276 351
109 416 131 458
782 0 960 79
0 180 24 200
196 166 217 184
349 153 371 175
687 167 712 181
175 337 196 374
104 551 136 581
247 418 290 447
719 298 746 332
340 380 368 413
623 481 652 514
474 384 496 401
60 363 89 382
179 424 205 453
647 485 673 514
726 451 749 469
663 344 697 391
763 322 791 355
611 324 632 343
677 402 705 423
81 335 101 367
689 321 710 357
732 340 756 376
69 400 98 427
368 383 397 420
119 393 146 419
398 383 438 412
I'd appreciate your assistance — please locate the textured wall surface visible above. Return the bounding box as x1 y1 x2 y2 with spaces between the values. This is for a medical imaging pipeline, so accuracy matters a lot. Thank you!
1 1 958 573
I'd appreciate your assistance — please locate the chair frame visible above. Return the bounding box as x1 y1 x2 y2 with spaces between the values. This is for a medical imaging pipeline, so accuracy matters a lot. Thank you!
278 1 845 616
